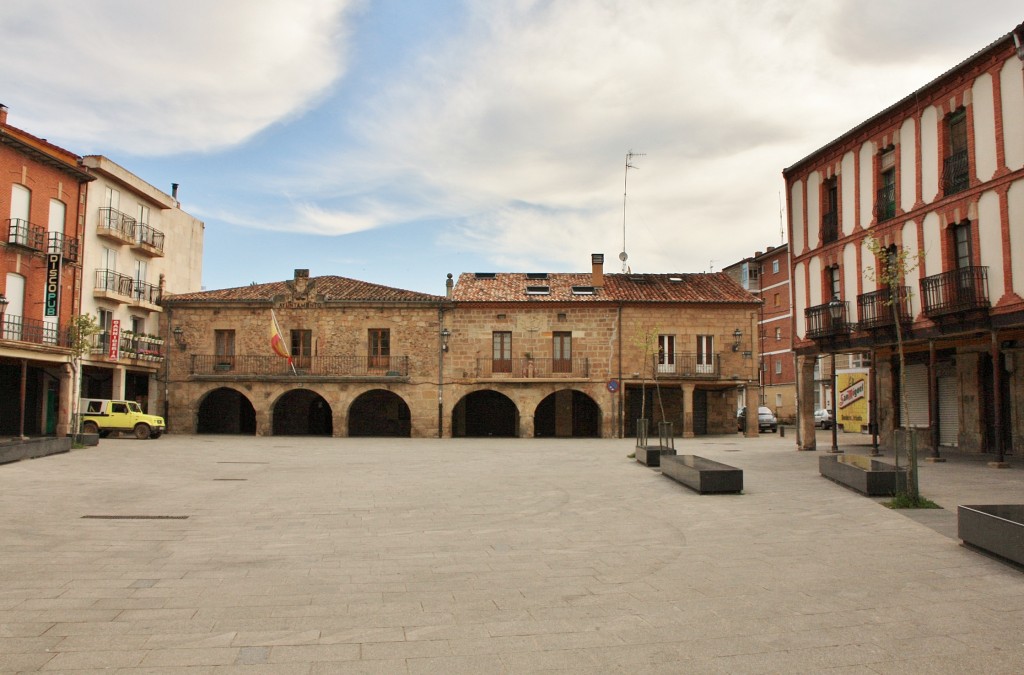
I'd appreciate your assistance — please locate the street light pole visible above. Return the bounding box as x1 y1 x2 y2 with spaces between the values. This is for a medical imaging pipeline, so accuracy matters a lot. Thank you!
827 295 843 454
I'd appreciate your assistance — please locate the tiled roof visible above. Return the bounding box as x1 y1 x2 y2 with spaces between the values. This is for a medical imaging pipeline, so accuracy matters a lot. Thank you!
452 272 759 304
164 276 445 304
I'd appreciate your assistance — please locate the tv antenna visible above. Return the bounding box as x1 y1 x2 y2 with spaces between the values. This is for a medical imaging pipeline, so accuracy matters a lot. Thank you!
621 150 645 272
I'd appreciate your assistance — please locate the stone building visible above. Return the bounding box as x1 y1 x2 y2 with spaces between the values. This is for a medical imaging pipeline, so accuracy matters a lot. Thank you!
1 105 94 438
163 256 761 439
162 270 448 437
784 21 1024 459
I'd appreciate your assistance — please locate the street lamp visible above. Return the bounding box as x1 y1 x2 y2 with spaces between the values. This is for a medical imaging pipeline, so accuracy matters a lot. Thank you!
0 293 8 338
828 296 843 454
732 328 742 351
172 326 187 351
440 328 451 352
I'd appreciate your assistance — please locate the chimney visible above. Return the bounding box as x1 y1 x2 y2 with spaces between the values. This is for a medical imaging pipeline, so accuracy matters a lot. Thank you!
0 104 8 126
445 273 453 299
591 253 604 288
171 183 179 199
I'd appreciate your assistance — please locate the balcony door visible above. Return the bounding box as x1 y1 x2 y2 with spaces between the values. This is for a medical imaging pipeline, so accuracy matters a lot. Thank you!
493 331 512 374
553 331 572 373
9 185 30 246
696 335 714 374
368 328 389 370
3 273 24 340
215 329 235 370
292 329 313 370
657 334 675 374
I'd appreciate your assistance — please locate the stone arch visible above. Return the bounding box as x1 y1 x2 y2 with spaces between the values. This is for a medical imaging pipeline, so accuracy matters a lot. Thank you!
348 389 411 437
534 389 601 437
451 389 519 437
272 388 333 436
197 387 256 435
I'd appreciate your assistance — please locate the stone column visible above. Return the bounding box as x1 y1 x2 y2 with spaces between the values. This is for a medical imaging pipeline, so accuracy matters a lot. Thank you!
797 354 817 450
519 414 534 438
57 363 73 437
682 383 695 438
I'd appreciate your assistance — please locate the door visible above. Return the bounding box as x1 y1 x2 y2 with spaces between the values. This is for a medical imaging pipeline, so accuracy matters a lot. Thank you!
48 198 66 255
3 273 25 340
292 329 313 370
657 335 675 374
898 363 929 428
9 184 30 246
552 331 571 373
492 331 512 374
696 335 714 374
692 389 708 435
937 375 958 447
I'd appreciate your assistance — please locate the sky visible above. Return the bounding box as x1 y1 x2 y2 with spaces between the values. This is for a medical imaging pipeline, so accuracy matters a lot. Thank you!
1 1 1021 296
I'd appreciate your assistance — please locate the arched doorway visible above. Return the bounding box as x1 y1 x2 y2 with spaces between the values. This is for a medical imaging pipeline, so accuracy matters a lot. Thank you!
349 389 411 437
452 390 519 437
534 390 601 437
272 389 333 436
197 387 256 434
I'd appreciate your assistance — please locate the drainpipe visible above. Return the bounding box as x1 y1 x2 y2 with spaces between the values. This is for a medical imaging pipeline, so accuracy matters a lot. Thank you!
617 303 623 438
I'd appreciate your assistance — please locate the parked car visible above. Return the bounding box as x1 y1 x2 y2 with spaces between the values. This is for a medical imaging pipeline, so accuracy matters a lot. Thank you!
737 406 778 433
79 398 165 439
814 408 833 429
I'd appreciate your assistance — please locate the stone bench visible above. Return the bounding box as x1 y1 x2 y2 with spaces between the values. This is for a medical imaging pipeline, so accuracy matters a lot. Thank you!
635 444 676 467
958 505 1024 567
819 454 906 496
660 455 743 494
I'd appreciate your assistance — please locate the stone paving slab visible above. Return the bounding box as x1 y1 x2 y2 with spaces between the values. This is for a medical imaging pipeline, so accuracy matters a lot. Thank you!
0 432 1021 673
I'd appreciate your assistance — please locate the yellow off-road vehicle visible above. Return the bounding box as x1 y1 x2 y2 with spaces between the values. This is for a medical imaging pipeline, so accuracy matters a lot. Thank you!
79 399 165 439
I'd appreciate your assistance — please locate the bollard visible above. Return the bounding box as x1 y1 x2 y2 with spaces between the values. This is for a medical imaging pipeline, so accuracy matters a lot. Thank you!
779 425 785 438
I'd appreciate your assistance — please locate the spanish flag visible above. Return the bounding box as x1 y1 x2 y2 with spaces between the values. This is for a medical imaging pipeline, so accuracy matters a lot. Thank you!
270 309 292 365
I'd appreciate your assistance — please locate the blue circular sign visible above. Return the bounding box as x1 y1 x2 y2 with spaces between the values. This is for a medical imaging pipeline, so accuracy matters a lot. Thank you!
607 379 619 393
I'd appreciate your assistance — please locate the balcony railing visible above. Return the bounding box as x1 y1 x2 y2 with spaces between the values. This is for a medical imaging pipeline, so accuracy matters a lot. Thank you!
6 218 45 251
475 357 589 379
821 211 838 243
920 266 989 318
875 184 896 222
1 314 70 347
95 269 136 299
652 352 722 379
97 207 137 242
130 280 161 306
189 354 410 377
805 300 852 340
90 332 165 362
48 231 80 262
942 149 970 196
857 286 912 330
133 222 165 256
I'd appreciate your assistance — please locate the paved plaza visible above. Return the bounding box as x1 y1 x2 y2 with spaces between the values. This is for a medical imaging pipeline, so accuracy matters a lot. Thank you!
1 430 1023 673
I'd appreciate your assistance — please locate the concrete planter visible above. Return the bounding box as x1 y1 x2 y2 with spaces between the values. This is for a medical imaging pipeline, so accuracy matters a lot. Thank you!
635 444 676 467
0 437 72 465
819 454 907 496
958 505 1024 567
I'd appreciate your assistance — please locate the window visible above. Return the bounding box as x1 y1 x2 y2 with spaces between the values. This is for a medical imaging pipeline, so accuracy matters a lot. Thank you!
657 334 676 373
822 177 838 243
943 109 969 196
696 335 714 374
774 293 780 307
131 316 145 335
772 260 779 274
775 327 782 341
748 265 758 280
953 221 972 269
47 199 66 255
215 329 235 369
292 329 313 369
850 353 871 368
775 359 782 375
134 259 148 302
367 329 387 369
103 186 121 231
493 331 512 373
553 331 572 373
877 148 896 221
8 184 31 247
829 266 841 301
3 272 25 340
775 393 783 408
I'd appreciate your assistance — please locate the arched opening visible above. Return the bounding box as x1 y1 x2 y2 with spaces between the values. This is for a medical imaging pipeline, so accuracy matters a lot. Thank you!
272 389 333 436
348 389 411 437
452 390 519 437
197 387 256 435
534 390 601 437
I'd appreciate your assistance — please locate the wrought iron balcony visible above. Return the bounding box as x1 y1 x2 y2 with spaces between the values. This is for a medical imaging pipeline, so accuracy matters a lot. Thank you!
942 149 969 196
132 222 165 256
857 286 912 330
97 207 137 243
6 218 45 251
90 332 165 362
920 266 989 318
189 354 410 378
821 211 838 243
875 184 896 222
652 352 722 379
94 269 136 300
1 314 70 347
47 231 80 262
475 357 589 379
130 280 161 307
805 300 852 340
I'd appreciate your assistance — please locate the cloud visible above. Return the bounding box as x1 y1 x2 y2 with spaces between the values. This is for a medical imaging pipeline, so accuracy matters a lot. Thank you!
0 0 360 155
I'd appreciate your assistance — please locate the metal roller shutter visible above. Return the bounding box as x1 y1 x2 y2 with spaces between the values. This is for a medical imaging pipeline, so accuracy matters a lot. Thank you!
938 375 959 446
899 364 929 428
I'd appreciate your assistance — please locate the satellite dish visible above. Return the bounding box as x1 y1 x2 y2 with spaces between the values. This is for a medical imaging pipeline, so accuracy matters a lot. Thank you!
618 251 628 262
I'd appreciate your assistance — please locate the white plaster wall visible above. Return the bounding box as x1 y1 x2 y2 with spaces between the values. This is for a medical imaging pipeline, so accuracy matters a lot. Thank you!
972 72 998 183
841 151 856 237
921 107 939 203
900 118 917 212
807 171 821 248
978 189 1005 302
790 180 804 255
794 261 807 339
1002 57 1024 171
859 141 875 229
1010 179 1024 298
860 239 877 295
808 256 823 308
901 221 921 317
843 243 858 321
922 212 942 279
